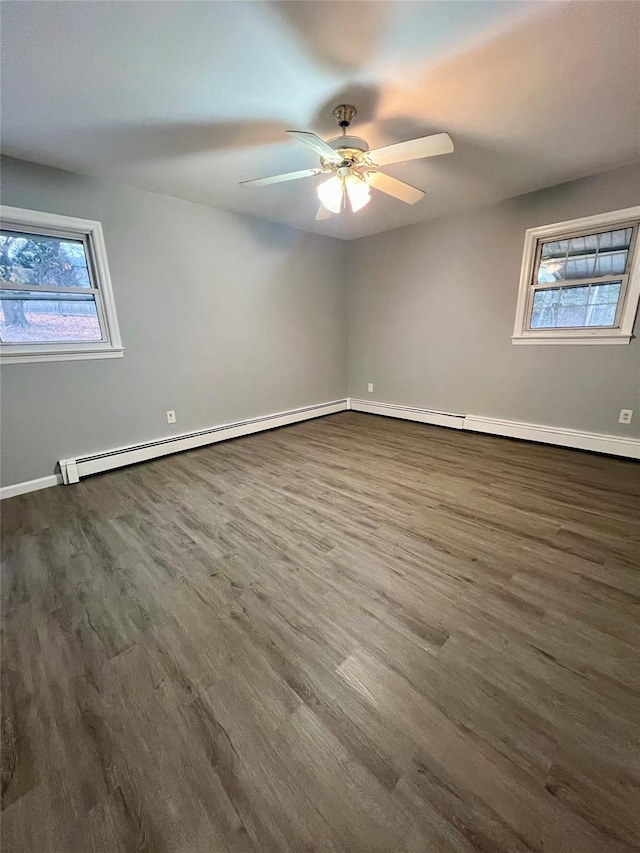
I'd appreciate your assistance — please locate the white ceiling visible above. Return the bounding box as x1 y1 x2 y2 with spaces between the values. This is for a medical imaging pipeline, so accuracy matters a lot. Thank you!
2 1 639 240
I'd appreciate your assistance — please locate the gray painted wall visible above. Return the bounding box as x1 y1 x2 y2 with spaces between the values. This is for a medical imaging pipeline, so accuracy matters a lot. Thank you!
347 164 640 438
1 157 347 486
2 158 639 488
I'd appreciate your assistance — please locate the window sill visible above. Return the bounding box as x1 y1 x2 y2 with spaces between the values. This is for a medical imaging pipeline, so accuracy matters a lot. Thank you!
512 334 631 346
0 347 124 364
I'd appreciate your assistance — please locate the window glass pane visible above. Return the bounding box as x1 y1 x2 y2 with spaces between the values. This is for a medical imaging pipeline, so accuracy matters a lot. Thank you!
564 258 594 280
538 257 567 283
595 252 627 276
0 291 101 342
595 254 612 275
538 239 567 282
585 304 617 327
559 287 588 305
567 236 586 255
537 226 633 283
610 228 632 248
564 250 595 279
533 285 589 311
532 289 556 307
540 239 568 259
591 282 621 303
557 306 587 326
530 281 622 330
0 230 91 288
530 307 556 328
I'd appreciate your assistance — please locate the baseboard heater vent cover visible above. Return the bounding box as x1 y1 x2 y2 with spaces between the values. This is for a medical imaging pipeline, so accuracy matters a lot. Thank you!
349 398 465 430
59 399 347 484
348 397 640 459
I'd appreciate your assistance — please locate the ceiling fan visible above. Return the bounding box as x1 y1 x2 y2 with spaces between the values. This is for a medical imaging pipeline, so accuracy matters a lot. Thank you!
239 105 454 221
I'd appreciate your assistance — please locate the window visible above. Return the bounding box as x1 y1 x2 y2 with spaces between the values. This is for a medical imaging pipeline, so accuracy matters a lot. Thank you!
0 206 123 363
512 207 640 345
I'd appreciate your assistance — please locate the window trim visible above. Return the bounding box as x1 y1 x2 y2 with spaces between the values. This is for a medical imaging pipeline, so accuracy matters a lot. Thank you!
512 206 640 345
0 206 123 364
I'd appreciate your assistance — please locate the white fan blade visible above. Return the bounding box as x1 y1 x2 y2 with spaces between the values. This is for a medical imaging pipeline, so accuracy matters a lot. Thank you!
240 168 322 188
366 132 453 167
315 205 333 221
364 171 425 205
287 130 343 164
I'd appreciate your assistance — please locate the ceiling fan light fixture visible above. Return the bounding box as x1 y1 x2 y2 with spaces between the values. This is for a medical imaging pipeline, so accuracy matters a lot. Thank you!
345 174 370 213
242 104 450 220
317 172 371 215
317 175 344 214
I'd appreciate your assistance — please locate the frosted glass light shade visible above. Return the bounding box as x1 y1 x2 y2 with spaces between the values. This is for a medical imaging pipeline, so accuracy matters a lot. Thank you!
317 173 371 214
317 176 343 214
345 175 370 212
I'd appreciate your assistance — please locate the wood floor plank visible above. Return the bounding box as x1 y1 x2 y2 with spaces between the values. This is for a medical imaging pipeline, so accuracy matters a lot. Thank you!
2 411 639 851
337 646 635 853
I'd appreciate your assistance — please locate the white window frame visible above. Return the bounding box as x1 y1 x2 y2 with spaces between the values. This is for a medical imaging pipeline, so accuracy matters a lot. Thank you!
512 206 640 345
0 206 123 364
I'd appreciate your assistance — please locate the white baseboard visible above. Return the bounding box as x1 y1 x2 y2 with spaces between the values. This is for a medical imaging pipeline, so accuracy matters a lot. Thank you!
463 414 640 459
349 398 640 459
4 395 637 499
0 474 63 501
58 398 348 484
349 398 465 429
1 399 347 498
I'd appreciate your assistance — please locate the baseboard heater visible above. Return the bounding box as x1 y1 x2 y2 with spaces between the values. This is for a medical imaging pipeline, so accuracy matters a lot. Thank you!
349 398 466 430
349 397 640 459
45 393 640 491
59 398 348 484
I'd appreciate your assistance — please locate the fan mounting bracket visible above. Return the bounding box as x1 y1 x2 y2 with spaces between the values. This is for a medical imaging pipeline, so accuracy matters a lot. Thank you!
333 104 357 129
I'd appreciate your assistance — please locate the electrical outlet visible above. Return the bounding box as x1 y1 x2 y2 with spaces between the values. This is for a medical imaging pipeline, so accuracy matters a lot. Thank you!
166 410 176 424
368 383 374 393
619 409 633 424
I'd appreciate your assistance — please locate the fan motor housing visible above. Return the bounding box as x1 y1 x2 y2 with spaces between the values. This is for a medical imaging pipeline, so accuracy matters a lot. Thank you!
327 135 369 153
321 135 369 169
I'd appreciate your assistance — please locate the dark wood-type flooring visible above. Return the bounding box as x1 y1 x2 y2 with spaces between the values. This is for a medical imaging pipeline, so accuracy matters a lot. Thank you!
2 412 640 852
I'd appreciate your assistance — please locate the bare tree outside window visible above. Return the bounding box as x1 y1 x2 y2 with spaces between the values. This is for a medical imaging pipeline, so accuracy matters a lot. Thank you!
0 231 98 342
0 207 122 363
